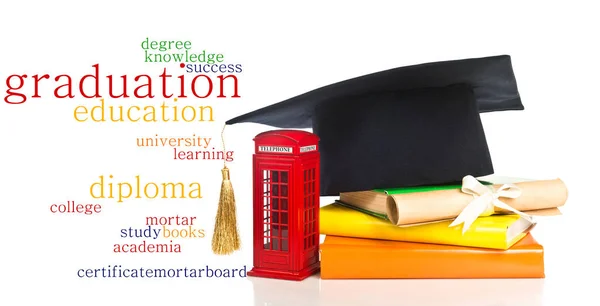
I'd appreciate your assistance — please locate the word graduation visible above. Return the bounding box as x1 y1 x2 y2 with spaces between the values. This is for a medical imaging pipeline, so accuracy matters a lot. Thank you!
3 64 240 104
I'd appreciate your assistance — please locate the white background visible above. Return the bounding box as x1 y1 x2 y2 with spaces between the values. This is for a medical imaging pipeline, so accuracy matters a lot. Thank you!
1 1 598 305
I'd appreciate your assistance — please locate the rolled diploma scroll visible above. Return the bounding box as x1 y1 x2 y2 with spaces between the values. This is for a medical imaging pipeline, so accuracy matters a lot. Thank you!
385 179 568 226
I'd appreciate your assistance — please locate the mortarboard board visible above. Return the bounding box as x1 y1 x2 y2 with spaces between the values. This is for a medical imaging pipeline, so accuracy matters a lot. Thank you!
225 54 523 196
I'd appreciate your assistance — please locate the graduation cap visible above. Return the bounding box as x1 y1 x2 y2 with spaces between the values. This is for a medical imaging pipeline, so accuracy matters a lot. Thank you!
226 55 522 195
212 55 522 254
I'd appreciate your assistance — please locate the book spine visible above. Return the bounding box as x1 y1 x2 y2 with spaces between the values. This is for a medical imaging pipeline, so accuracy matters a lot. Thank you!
320 226 509 250
320 205 512 250
320 245 544 279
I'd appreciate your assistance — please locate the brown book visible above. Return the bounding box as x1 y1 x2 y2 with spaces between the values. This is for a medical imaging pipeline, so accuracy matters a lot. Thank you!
320 233 544 279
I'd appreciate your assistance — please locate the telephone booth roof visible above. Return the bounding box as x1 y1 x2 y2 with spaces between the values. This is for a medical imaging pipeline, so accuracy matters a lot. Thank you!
254 129 319 145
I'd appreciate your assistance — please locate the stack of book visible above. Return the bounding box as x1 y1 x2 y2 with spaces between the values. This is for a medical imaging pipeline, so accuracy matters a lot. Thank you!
319 176 569 279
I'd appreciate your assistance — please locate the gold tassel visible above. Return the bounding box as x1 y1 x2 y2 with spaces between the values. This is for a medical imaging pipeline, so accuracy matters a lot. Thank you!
212 125 241 255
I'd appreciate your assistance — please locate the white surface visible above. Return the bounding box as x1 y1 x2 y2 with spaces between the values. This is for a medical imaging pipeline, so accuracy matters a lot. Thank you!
252 277 547 306
1 1 599 305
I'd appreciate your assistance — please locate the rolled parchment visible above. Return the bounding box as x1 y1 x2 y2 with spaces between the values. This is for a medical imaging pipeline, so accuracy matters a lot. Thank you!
386 178 568 226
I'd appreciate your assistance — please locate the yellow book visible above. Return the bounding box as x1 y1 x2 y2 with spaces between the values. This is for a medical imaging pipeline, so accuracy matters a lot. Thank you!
320 203 535 250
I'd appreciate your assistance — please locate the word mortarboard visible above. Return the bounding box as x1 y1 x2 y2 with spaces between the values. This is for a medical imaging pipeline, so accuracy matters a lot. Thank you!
227 55 523 196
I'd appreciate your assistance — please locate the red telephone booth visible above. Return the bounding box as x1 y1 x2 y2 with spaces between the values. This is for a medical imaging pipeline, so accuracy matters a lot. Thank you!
247 130 321 281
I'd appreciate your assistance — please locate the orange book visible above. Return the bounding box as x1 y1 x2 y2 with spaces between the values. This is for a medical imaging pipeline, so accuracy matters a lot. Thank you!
320 233 544 279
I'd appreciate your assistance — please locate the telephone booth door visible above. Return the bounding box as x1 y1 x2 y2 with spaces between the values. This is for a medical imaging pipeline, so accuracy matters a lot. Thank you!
254 160 294 271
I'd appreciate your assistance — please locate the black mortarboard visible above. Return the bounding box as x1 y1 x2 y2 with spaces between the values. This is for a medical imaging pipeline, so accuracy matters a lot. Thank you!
227 55 523 196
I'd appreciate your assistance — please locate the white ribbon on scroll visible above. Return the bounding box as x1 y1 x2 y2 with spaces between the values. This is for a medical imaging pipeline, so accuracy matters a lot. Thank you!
449 175 533 234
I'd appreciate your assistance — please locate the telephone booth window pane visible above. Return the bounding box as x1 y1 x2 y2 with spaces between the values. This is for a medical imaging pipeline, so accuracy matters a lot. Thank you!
281 239 288 251
281 185 288 198
280 224 289 251
281 211 288 225
282 172 288 183
281 198 288 211
273 204 279 221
